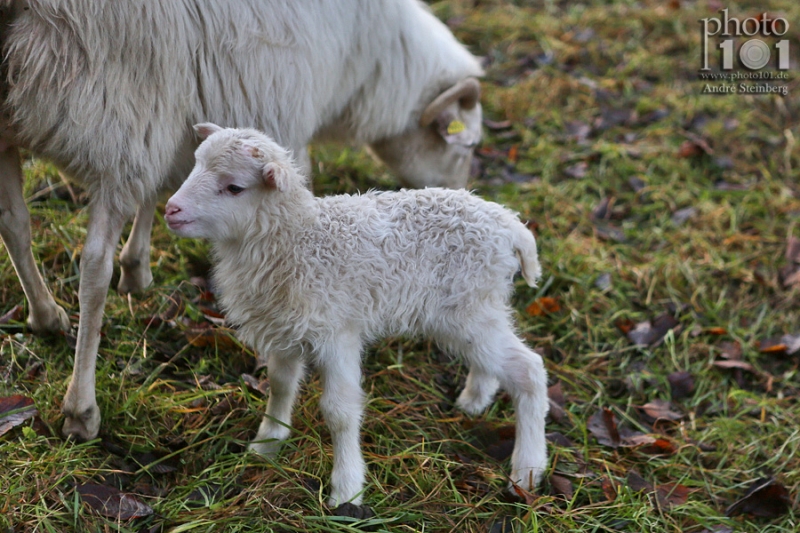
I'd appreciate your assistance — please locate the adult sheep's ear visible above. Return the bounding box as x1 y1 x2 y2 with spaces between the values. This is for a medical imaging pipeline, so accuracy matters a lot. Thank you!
194 123 224 140
262 162 291 192
420 78 482 147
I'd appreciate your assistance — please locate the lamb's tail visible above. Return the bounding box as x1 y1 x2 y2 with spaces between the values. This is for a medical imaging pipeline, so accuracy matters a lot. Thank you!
513 222 542 287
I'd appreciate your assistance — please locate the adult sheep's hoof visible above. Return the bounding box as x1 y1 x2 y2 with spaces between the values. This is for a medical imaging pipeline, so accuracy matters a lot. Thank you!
61 403 101 442
117 260 153 294
333 502 375 521
27 304 70 335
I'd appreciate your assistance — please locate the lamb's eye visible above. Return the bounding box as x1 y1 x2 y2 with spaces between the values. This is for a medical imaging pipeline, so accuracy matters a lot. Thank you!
226 184 244 195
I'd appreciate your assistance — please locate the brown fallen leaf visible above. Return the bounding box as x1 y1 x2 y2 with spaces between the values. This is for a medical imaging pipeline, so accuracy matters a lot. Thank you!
655 482 689 509
0 305 24 325
587 408 654 448
712 360 756 372
626 313 679 347
639 399 683 422
76 483 154 520
563 161 588 179
241 373 269 396
718 341 742 360
638 438 677 456
667 371 695 400
186 326 237 348
549 474 574 499
627 470 689 509
725 477 792 518
0 395 38 437
526 297 560 317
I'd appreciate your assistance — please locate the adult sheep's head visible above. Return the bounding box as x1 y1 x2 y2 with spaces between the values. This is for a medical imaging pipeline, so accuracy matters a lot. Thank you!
165 123 303 241
369 77 482 189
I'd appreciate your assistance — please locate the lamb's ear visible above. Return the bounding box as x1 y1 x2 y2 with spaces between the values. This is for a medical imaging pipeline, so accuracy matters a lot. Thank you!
262 162 291 192
194 123 224 140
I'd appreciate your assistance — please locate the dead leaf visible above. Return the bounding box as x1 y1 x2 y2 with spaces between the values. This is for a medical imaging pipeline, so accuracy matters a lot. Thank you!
76 483 154 520
595 272 612 291
627 471 688 509
615 318 636 335
564 120 591 142
601 477 618 501
546 432 574 448
185 326 237 348
671 207 696 226
718 341 742 360
627 313 679 347
0 305 24 325
639 399 683 421
587 408 653 448
526 297 560 317
549 474 574 499
241 373 269 396
705 327 728 336
0 395 38 437
563 161 588 179
667 371 695 400
725 477 792 518
507 145 519 164
712 360 756 372
638 438 677 456
655 482 689 509
786 237 800 263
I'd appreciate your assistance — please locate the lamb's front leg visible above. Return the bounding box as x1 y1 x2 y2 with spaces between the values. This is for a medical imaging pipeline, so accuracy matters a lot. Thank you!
318 334 367 508
250 350 305 457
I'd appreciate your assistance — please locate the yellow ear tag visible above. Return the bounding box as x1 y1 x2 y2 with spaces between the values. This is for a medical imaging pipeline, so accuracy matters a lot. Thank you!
446 119 466 135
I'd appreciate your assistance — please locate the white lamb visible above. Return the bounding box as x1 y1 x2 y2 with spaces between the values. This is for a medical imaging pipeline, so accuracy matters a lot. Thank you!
164 124 549 510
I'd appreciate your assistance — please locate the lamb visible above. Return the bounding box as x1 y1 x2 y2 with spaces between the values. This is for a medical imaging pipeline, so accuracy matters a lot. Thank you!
0 0 484 441
164 124 549 510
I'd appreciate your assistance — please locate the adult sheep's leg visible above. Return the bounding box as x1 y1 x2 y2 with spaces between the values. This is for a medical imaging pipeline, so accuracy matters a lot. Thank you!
249 350 305 457
0 146 70 333
318 333 367 508
61 200 127 440
117 196 156 294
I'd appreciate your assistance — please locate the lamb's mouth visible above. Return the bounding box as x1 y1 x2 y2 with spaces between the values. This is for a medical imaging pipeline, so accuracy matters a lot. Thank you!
166 219 193 232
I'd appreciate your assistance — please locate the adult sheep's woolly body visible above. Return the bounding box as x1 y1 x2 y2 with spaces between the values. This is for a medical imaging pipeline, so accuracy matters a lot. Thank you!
3 0 483 214
211 188 541 358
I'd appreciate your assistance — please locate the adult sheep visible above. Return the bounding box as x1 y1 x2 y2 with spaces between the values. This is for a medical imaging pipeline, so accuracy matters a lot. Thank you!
0 0 484 441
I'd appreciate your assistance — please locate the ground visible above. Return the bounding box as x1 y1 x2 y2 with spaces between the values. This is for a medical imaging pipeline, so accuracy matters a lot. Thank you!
1 0 799 531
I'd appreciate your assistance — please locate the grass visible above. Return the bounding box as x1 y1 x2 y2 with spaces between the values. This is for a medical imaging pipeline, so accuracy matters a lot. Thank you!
2 0 800 531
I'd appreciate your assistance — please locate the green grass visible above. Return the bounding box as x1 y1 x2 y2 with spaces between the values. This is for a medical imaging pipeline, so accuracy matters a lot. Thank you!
2 0 800 531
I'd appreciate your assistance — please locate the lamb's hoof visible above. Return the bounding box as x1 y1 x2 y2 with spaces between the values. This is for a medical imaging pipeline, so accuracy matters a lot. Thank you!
333 502 375 521
61 404 101 442
248 440 281 459
117 264 153 294
455 391 490 416
27 305 70 335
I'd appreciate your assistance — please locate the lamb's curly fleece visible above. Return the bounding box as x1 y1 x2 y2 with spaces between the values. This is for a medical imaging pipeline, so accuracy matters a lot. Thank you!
167 126 549 508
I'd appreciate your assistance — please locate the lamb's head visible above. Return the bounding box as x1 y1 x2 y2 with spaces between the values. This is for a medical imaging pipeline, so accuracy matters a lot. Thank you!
165 123 303 241
369 77 482 189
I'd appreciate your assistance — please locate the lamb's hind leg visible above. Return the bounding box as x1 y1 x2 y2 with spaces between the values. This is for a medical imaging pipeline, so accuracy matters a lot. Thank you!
463 325 549 491
0 146 70 333
456 369 499 415
249 350 305 457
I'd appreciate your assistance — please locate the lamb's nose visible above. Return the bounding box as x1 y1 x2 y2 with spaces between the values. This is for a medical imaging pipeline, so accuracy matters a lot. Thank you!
164 203 181 217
